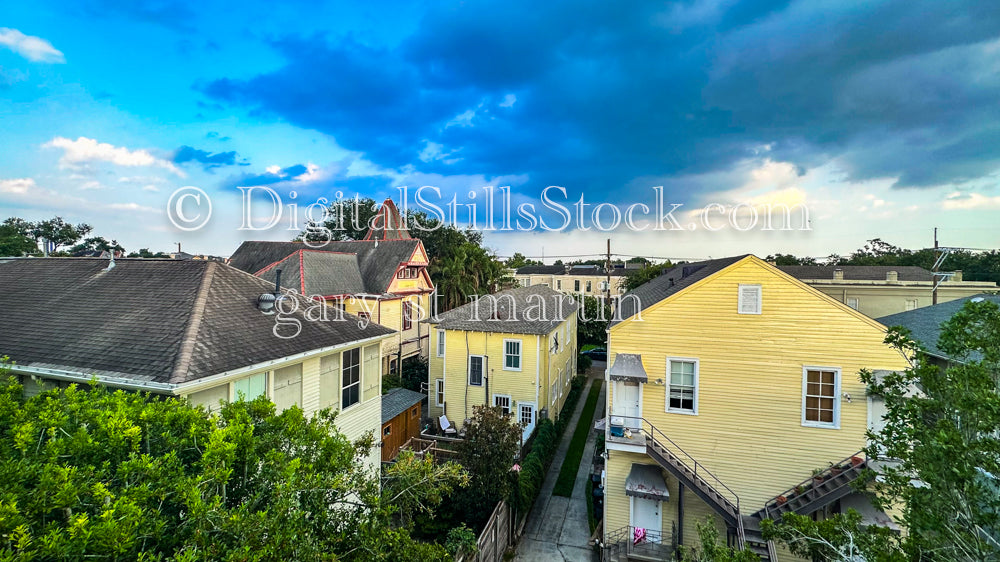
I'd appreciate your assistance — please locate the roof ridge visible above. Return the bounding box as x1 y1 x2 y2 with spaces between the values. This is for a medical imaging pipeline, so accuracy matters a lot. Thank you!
169 260 218 384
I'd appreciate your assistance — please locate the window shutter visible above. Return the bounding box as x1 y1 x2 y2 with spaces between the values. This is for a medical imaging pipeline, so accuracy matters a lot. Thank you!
738 284 761 314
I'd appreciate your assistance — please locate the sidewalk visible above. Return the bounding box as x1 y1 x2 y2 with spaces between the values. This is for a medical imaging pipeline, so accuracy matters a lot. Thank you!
516 369 606 562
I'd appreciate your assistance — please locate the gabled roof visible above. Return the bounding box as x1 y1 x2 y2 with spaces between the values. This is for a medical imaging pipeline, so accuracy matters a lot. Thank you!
516 265 566 275
0 258 393 387
778 265 935 282
256 250 365 296
381 387 425 424
877 294 1000 361
229 239 425 295
612 256 750 325
432 285 579 335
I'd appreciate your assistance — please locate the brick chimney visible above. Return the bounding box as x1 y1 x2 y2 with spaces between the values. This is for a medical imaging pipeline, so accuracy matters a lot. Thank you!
833 268 844 281
886 271 898 282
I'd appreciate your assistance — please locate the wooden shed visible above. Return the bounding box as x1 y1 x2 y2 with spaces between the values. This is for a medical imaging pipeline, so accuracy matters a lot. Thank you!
381 387 425 462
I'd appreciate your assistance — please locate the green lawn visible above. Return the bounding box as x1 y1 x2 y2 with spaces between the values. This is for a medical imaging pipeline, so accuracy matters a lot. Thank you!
580 344 601 352
552 379 603 497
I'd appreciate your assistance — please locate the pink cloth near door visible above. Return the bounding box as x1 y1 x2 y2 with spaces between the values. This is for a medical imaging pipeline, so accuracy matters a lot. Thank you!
633 527 646 544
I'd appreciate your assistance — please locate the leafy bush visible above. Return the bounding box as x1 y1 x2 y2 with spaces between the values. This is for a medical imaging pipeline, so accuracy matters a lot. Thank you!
577 352 592 373
445 524 478 557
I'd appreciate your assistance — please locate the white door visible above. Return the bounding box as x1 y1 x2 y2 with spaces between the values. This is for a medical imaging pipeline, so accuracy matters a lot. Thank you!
631 497 661 533
520 403 536 442
613 381 642 429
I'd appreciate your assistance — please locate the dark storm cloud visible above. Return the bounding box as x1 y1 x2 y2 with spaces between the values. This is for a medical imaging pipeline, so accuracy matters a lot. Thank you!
172 145 247 170
203 0 1000 196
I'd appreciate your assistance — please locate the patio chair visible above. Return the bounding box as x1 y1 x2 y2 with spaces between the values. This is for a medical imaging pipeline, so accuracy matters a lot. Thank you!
439 414 457 436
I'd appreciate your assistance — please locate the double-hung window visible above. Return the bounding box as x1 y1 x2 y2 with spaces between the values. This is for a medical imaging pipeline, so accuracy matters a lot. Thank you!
402 301 413 330
469 356 485 386
436 329 446 357
504 339 522 370
233 372 267 401
667 358 698 414
574 280 580 292
342 348 361 409
435 379 445 406
803 368 840 428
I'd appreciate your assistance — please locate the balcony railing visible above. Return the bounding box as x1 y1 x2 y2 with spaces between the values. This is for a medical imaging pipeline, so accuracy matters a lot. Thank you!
602 525 673 561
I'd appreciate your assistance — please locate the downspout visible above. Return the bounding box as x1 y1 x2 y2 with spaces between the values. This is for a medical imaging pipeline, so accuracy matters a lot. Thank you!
535 336 540 414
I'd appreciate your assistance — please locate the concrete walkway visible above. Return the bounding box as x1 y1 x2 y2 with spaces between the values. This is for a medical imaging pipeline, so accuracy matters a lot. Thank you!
516 369 606 562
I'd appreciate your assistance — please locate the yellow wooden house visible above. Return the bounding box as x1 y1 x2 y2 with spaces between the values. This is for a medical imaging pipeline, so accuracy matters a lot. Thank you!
229 199 435 375
426 285 579 443
600 255 910 561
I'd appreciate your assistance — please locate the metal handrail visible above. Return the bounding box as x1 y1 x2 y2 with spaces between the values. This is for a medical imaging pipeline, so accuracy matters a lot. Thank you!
760 503 779 560
763 450 867 509
610 415 741 514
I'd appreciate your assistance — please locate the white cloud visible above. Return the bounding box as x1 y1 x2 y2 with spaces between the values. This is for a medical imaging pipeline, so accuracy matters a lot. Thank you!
142 185 160 192
108 202 160 214
0 28 65 63
265 165 282 174
500 94 517 108
0 178 34 194
295 162 323 183
43 136 184 176
942 191 1000 210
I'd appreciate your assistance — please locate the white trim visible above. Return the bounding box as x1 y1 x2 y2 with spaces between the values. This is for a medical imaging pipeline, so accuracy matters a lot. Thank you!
738 283 762 315
801 366 841 429
665 357 699 415
10 331 395 396
435 378 445 407
468 355 486 386
340 346 363 411
534 336 540 415
502 338 523 371
436 329 446 357
629 495 662 532
492 393 513 415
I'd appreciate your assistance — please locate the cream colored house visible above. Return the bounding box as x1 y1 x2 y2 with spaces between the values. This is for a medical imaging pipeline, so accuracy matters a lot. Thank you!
230 199 434 375
515 264 630 297
778 265 997 318
427 285 578 443
0 257 395 471
601 255 910 561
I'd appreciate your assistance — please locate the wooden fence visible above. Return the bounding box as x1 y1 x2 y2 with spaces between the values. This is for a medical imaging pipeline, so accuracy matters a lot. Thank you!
457 501 518 562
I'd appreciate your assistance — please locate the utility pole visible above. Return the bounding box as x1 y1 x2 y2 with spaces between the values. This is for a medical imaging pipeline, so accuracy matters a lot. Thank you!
932 228 939 305
605 238 612 308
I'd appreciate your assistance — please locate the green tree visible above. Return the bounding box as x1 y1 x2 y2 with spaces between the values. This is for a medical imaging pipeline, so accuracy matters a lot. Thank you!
28 216 92 252
68 236 126 255
761 511 905 561
504 252 542 269
0 218 38 256
862 299 1000 561
0 361 464 561
764 253 818 266
578 295 610 346
127 248 170 258
681 519 760 561
453 405 521 530
624 260 674 291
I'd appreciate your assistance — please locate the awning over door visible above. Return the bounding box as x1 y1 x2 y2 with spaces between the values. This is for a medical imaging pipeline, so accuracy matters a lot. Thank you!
609 353 647 383
625 463 669 501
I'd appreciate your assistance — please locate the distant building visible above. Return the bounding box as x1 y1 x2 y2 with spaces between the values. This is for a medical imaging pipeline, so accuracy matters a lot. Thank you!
778 265 997 318
514 264 629 297
878 293 1000 366
0 257 394 470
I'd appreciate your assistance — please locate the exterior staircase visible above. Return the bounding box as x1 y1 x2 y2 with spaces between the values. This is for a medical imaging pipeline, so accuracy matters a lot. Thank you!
755 452 869 520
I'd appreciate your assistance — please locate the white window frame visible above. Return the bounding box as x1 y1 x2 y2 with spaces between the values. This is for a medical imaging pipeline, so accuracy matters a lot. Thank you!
341 347 362 410
738 284 762 315
801 366 841 429
493 394 512 416
435 378 445 407
468 355 485 387
846 297 859 310
586 280 592 292
232 371 268 401
436 329 446 357
503 338 523 371
556 280 562 290
665 357 699 415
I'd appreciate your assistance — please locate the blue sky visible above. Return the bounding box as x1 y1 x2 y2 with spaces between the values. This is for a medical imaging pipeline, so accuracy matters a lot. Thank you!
2 1 999 260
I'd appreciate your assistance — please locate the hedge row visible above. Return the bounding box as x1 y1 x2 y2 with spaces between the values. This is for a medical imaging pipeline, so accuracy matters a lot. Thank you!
514 375 588 515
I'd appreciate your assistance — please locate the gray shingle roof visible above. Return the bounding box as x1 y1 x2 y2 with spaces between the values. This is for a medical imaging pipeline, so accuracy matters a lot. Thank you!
381 387 425 424
432 285 579 335
256 250 365 296
877 294 1000 360
778 265 935 282
0 258 394 386
612 256 750 325
229 239 425 295
515 265 566 275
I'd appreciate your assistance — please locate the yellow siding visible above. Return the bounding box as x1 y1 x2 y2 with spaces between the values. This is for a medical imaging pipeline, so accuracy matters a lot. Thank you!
428 314 578 430
607 256 910 516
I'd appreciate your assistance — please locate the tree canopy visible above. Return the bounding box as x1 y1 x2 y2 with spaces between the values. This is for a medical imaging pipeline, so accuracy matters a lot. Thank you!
0 364 466 561
623 261 674 292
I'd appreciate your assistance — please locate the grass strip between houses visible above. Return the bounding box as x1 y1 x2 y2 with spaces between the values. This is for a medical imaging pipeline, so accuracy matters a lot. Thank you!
552 379 603 497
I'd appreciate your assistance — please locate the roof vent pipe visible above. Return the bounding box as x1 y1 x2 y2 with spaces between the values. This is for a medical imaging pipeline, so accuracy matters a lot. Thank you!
833 268 844 281
274 268 282 296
